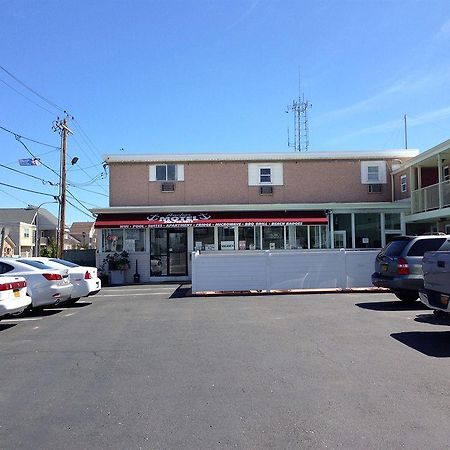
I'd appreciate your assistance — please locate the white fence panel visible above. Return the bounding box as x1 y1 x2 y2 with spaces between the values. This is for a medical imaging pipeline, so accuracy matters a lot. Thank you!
192 250 379 293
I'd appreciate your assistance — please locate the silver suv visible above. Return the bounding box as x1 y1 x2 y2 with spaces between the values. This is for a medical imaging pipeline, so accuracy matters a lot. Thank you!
371 235 450 302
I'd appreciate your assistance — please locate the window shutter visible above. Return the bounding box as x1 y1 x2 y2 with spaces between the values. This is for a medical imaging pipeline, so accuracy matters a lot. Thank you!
177 164 184 181
149 165 156 181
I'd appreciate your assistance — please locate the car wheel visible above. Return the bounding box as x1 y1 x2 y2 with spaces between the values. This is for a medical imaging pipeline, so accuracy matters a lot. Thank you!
393 291 419 302
65 297 80 305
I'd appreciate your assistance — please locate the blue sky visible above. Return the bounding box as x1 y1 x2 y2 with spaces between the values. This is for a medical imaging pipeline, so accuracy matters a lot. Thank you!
1 0 450 223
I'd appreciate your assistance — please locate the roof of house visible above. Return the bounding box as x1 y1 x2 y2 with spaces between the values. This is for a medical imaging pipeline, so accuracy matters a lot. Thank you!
0 208 37 224
70 222 94 235
104 149 420 164
0 207 59 230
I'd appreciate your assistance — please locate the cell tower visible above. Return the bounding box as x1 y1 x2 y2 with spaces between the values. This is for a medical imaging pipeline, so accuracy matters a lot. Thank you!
286 79 312 151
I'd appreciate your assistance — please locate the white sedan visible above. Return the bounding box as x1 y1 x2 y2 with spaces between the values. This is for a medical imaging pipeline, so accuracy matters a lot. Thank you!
0 258 72 309
0 276 31 318
21 258 101 303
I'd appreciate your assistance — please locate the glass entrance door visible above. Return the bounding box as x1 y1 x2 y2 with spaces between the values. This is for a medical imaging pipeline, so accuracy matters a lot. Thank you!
150 228 188 277
168 230 187 276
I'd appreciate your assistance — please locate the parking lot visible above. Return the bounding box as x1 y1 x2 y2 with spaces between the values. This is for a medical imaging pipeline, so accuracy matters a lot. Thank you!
1 284 449 450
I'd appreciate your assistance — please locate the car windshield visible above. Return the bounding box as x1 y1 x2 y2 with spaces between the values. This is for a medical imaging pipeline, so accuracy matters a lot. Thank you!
18 259 54 270
49 258 79 268
379 239 410 257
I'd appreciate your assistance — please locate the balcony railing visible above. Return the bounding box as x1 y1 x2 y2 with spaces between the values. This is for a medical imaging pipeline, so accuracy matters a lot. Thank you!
412 180 450 214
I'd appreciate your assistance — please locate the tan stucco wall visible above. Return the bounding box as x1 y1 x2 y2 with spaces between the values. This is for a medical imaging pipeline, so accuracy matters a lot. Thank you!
109 159 396 207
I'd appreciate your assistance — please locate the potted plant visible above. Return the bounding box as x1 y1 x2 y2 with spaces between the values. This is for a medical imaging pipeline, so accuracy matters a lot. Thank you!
104 251 130 285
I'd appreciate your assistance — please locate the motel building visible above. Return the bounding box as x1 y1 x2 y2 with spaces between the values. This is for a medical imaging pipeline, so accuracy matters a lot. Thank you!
92 140 450 283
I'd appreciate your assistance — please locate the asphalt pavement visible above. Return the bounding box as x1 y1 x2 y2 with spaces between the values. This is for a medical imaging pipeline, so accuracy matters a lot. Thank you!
1 285 449 450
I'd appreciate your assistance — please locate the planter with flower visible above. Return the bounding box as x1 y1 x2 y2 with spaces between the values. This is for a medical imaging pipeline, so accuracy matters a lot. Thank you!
104 251 130 285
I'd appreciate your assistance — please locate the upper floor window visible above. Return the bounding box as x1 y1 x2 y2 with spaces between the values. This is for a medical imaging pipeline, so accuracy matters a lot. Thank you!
400 174 407 193
367 166 380 182
443 166 449 182
149 164 184 182
156 164 176 181
259 167 272 183
23 228 30 238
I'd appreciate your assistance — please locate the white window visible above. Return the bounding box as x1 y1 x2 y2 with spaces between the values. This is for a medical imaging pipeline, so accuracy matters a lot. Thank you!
259 167 272 183
156 164 176 181
400 174 407 192
367 166 379 182
149 164 184 182
248 163 283 186
23 228 30 238
360 161 387 184
443 166 449 181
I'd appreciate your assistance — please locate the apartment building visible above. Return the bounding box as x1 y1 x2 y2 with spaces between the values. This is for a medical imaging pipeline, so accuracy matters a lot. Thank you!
93 149 418 282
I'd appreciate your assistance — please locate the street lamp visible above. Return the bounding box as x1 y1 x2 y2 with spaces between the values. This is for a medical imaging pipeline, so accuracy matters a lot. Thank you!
26 199 59 257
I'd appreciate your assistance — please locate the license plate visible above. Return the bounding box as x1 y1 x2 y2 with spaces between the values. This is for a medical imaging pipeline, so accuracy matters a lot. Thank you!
381 264 388 272
13 290 20 297
440 294 449 307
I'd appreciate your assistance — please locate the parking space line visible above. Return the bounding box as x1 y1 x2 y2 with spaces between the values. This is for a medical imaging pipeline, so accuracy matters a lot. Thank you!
97 292 172 297
1 317 43 323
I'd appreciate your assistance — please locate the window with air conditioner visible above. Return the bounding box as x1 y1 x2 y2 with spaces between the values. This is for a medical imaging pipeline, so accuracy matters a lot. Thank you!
361 161 386 184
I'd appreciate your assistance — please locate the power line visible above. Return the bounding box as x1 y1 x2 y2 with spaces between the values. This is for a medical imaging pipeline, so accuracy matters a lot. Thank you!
67 184 109 197
0 181 57 198
0 163 58 186
0 124 60 149
66 198 95 219
0 64 65 113
0 187 29 205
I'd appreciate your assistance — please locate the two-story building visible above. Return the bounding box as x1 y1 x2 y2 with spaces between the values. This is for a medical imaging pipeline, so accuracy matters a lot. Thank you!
93 149 419 282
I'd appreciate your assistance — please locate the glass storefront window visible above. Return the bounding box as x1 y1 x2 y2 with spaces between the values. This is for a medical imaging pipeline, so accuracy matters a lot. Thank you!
262 226 284 250
218 227 235 250
333 214 352 248
385 213 401 230
310 226 328 249
355 213 381 248
238 226 258 250
287 225 308 249
102 229 123 252
150 229 167 276
193 227 215 251
124 229 146 252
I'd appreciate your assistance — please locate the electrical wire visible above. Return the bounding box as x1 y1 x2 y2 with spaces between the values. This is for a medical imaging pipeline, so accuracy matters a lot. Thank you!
0 181 57 197
0 64 65 113
0 187 29 205
66 198 95 219
66 185 108 197
0 77 57 116
0 124 60 149
0 163 58 186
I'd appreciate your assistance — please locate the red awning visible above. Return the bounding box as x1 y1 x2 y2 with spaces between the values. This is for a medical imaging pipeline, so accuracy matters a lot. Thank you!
94 211 328 229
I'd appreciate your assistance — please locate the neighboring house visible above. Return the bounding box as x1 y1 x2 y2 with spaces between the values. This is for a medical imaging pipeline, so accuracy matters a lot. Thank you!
92 148 419 282
0 208 37 256
69 222 96 248
0 207 67 256
1 235 16 257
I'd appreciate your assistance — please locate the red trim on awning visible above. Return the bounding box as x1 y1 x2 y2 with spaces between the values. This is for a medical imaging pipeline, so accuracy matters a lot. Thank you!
95 211 328 229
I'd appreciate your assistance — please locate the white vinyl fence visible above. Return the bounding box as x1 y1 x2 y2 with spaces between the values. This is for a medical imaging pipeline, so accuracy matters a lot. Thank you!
191 249 379 294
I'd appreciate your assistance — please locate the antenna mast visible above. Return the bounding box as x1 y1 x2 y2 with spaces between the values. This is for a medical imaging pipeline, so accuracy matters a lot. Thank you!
286 72 312 151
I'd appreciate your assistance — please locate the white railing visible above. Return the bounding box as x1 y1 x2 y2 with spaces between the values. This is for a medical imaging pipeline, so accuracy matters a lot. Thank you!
412 180 450 213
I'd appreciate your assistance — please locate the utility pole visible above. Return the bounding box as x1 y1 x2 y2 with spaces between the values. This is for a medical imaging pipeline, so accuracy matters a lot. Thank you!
0 226 6 257
53 116 72 258
404 114 408 149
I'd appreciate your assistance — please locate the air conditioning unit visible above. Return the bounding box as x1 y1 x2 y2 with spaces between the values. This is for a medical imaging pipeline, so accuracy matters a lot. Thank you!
368 184 382 193
259 185 273 195
161 182 175 192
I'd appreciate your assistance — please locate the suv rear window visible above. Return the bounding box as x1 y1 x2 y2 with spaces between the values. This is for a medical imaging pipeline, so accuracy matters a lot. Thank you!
380 239 410 257
407 238 446 256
